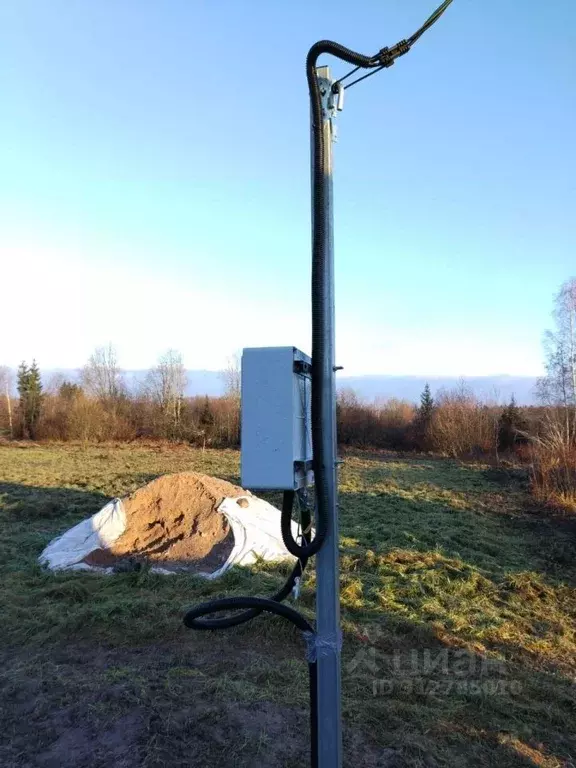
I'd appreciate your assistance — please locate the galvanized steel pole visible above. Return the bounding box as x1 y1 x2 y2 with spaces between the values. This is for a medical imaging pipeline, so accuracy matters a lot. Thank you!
313 64 342 768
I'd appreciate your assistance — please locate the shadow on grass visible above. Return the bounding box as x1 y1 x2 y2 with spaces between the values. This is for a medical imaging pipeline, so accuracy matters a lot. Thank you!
338 487 576 586
340 606 575 767
0 481 107 522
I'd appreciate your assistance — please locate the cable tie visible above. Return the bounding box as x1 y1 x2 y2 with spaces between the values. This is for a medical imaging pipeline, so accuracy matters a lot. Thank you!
293 576 301 600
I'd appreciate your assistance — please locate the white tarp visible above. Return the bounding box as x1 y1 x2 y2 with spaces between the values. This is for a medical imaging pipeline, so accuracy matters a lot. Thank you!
39 498 126 573
39 495 299 577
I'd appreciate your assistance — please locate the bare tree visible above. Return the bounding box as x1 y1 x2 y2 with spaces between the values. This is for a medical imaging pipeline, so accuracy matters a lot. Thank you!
218 353 241 445
537 278 576 441
429 380 497 457
44 372 67 395
220 352 241 400
0 366 14 438
81 344 124 403
145 349 187 435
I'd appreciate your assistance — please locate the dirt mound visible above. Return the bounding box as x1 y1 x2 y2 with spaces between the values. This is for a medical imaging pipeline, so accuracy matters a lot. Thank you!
84 472 249 573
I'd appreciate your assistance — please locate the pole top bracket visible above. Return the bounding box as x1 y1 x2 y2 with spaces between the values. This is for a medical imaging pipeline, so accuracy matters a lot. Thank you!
316 66 343 142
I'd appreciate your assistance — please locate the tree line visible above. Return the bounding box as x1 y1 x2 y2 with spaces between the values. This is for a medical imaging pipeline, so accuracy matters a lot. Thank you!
337 276 576 512
0 347 528 455
336 382 529 456
1 277 576 511
0 345 240 447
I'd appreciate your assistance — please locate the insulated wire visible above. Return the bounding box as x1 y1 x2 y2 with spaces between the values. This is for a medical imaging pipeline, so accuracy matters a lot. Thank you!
409 0 454 44
343 65 386 91
336 0 454 90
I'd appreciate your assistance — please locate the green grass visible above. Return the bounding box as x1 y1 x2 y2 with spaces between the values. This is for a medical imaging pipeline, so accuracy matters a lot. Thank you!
1 443 575 767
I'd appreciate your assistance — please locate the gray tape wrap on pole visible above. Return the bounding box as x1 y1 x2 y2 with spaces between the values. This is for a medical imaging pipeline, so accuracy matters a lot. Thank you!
303 630 343 663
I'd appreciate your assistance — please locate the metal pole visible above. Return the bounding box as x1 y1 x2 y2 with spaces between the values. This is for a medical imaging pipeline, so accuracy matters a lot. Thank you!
313 64 342 768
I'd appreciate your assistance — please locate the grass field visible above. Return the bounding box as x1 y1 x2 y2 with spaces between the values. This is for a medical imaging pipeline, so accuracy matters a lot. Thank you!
1 443 575 768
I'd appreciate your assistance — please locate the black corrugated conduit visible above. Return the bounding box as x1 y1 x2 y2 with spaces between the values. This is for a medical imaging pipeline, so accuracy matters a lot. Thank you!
183 4 454 766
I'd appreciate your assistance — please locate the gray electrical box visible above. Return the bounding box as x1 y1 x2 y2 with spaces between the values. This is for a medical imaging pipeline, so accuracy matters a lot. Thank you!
241 346 313 490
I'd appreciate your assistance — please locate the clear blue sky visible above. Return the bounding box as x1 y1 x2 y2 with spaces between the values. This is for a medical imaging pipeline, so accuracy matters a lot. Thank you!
1 1 575 375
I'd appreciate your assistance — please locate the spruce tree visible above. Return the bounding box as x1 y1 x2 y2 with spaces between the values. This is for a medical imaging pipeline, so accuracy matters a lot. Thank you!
198 396 215 449
419 383 434 423
199 396 215 428
17 362 29 438
17 360 43 439
59 381 83 401
498 395 527 452
27 360 43 439
416 383 435 450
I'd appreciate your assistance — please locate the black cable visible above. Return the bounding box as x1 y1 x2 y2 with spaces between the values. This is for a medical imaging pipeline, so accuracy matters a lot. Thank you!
185 491 310 631
184 595 314 633
408 0 454 45
184 597 319 768
336 64 362 85
296 0 456 590
281 487 321 559
334 0 454 91
301 37 397 564
309 661 318 765
343 65 386 90
183 6 456 766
